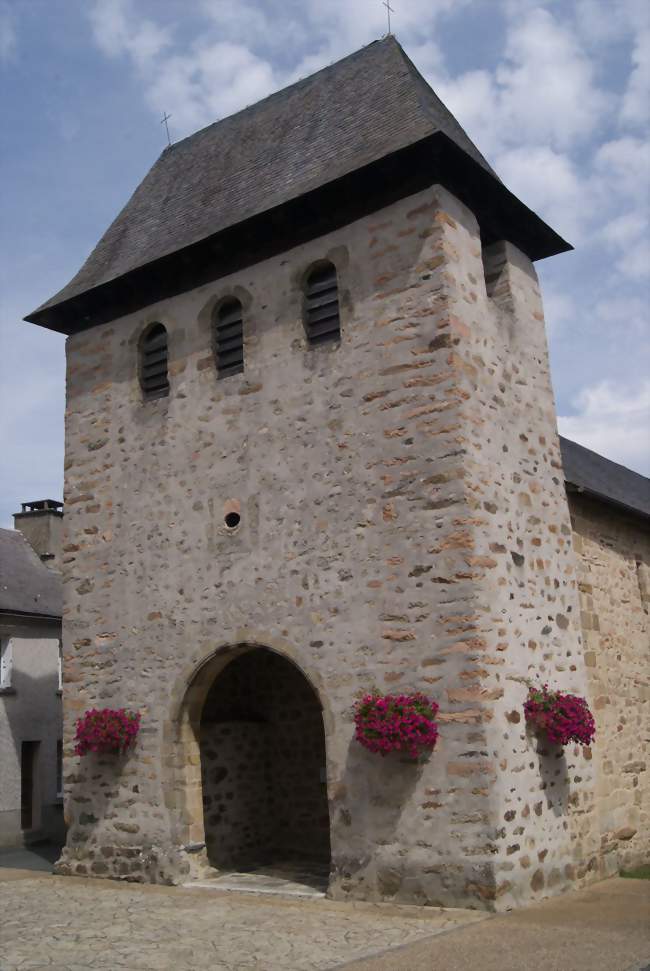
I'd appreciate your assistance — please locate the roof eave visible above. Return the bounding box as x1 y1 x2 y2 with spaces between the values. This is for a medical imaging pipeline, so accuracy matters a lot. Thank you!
0 607 63 622
565 481 650 522
25 131 572 335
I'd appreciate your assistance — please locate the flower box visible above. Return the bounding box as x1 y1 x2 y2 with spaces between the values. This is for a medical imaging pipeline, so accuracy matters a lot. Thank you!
74 708 141 756
524 685 595 747
353 692 439 759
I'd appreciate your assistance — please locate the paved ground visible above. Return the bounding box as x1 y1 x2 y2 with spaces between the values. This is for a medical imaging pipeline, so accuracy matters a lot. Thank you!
0 868 647 971
343 877 650 971
0 840 61 873
0 869 484 971
188 859 330 897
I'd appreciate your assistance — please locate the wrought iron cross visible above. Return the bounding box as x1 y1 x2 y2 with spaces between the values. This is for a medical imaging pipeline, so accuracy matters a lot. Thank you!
161 111 172 147
382 0 395 34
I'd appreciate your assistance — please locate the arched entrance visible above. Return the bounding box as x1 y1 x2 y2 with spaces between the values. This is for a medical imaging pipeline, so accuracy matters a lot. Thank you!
199 647 331 881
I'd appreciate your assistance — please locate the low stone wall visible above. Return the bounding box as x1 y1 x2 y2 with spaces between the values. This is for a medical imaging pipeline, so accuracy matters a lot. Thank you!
569 494 649 875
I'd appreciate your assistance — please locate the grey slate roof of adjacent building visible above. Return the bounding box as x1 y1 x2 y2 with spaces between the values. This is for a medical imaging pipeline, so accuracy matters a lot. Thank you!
0 528 62 619
27 37 501 323
560 437 650 520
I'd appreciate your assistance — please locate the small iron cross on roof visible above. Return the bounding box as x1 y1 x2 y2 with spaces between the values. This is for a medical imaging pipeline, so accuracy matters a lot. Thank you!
383 0 395 34
161 111 172 146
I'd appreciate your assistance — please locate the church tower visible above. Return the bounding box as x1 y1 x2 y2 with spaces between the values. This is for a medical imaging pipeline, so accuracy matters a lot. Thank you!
26 37 595 909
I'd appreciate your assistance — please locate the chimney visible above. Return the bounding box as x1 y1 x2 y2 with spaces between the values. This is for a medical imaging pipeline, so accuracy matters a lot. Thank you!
13 499 63 572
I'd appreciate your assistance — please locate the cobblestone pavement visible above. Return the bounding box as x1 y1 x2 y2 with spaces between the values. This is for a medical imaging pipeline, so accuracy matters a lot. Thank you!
0 871 485 971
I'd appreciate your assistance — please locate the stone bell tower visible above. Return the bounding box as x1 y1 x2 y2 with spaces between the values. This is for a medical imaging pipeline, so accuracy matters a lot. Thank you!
24 36 594 909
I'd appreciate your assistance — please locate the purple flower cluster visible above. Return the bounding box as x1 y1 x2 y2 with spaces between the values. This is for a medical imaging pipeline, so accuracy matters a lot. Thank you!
354 692 439 759
74 708 141 756
524 684 595 747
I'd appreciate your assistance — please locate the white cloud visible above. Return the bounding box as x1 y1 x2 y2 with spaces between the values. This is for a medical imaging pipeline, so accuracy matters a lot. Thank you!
542 288 577 338
574 0 650 46
0 2 16 63
498 8 610 148
89 0 170 71
495 145 585 242
145 41 278 133
438 7 610 158
595 136 650 197
558 380 650 474
617 238 650 281
621 28 650 127
594 295 649 335
599 210 650 278
600 211 647 248
435 69 499 155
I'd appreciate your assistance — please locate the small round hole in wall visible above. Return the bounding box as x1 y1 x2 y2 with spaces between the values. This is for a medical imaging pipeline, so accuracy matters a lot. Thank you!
224 512 241 529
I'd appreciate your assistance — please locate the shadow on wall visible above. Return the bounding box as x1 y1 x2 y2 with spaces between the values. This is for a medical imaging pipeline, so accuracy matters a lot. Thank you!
333 739 426 895
63 748 133 858
532 739 570 818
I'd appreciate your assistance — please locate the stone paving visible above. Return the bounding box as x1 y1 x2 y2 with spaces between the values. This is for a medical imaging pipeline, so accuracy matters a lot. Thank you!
187 860 330 898
0 871 485 971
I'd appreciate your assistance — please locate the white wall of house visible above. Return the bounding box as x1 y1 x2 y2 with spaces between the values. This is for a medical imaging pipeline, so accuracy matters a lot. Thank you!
0 616 63 847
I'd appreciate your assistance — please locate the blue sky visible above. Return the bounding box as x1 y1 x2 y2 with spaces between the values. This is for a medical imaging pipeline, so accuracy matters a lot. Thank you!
0 0 648 527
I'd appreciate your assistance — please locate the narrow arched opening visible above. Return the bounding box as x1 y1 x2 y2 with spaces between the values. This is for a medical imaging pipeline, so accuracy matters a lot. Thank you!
199 647 331 884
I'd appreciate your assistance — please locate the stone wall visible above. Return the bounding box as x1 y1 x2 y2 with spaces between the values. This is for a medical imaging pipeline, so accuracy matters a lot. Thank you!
568 494 649 875
56 183 592 909
201 722 274 869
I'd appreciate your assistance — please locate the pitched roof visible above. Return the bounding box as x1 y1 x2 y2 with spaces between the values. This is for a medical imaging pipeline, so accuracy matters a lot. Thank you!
0 528 62 619
560 437 650 520
26 36 569 334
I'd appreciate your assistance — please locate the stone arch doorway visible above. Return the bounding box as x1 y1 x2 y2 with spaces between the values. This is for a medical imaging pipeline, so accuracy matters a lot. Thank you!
199 647 331 880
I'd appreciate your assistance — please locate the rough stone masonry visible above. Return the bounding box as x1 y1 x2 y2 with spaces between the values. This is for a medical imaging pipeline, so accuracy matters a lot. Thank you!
55 183 600 909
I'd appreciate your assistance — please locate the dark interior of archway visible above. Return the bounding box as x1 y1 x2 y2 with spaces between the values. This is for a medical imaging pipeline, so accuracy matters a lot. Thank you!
199 648 331 873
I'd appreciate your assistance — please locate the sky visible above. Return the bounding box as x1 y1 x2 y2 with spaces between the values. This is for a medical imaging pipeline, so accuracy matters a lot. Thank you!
0 0 648 527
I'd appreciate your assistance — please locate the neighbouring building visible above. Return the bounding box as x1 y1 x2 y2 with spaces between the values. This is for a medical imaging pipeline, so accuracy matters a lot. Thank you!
560 438 649 879
23 37 648 908
0 500 64 847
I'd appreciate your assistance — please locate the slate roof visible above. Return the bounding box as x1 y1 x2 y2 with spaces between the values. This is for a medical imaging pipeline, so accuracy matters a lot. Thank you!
26 36 569 333
0 528 62 619
560 437 650 520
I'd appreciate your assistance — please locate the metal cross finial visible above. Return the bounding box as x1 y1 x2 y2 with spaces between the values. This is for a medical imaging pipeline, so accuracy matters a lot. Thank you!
161 111 172 147
382 0 394 34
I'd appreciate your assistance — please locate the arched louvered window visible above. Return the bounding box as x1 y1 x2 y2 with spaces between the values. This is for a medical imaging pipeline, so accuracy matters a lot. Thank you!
140 323 170 400
304 262 340 346
214 299 244 377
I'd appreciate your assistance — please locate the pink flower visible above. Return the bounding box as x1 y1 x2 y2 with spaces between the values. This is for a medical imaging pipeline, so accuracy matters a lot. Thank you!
353 692 439 759
524 685 595 747
74 708 141 756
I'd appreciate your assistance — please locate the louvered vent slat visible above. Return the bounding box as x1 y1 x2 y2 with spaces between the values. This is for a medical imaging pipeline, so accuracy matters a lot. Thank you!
304 263 340 345
214 299 244 377
306 301 340 324
307 273 338 295
140 323 170 400
308 286 338 303
144 332 168 351
308 317 341 341
217 334 245 354
141 347 168 367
